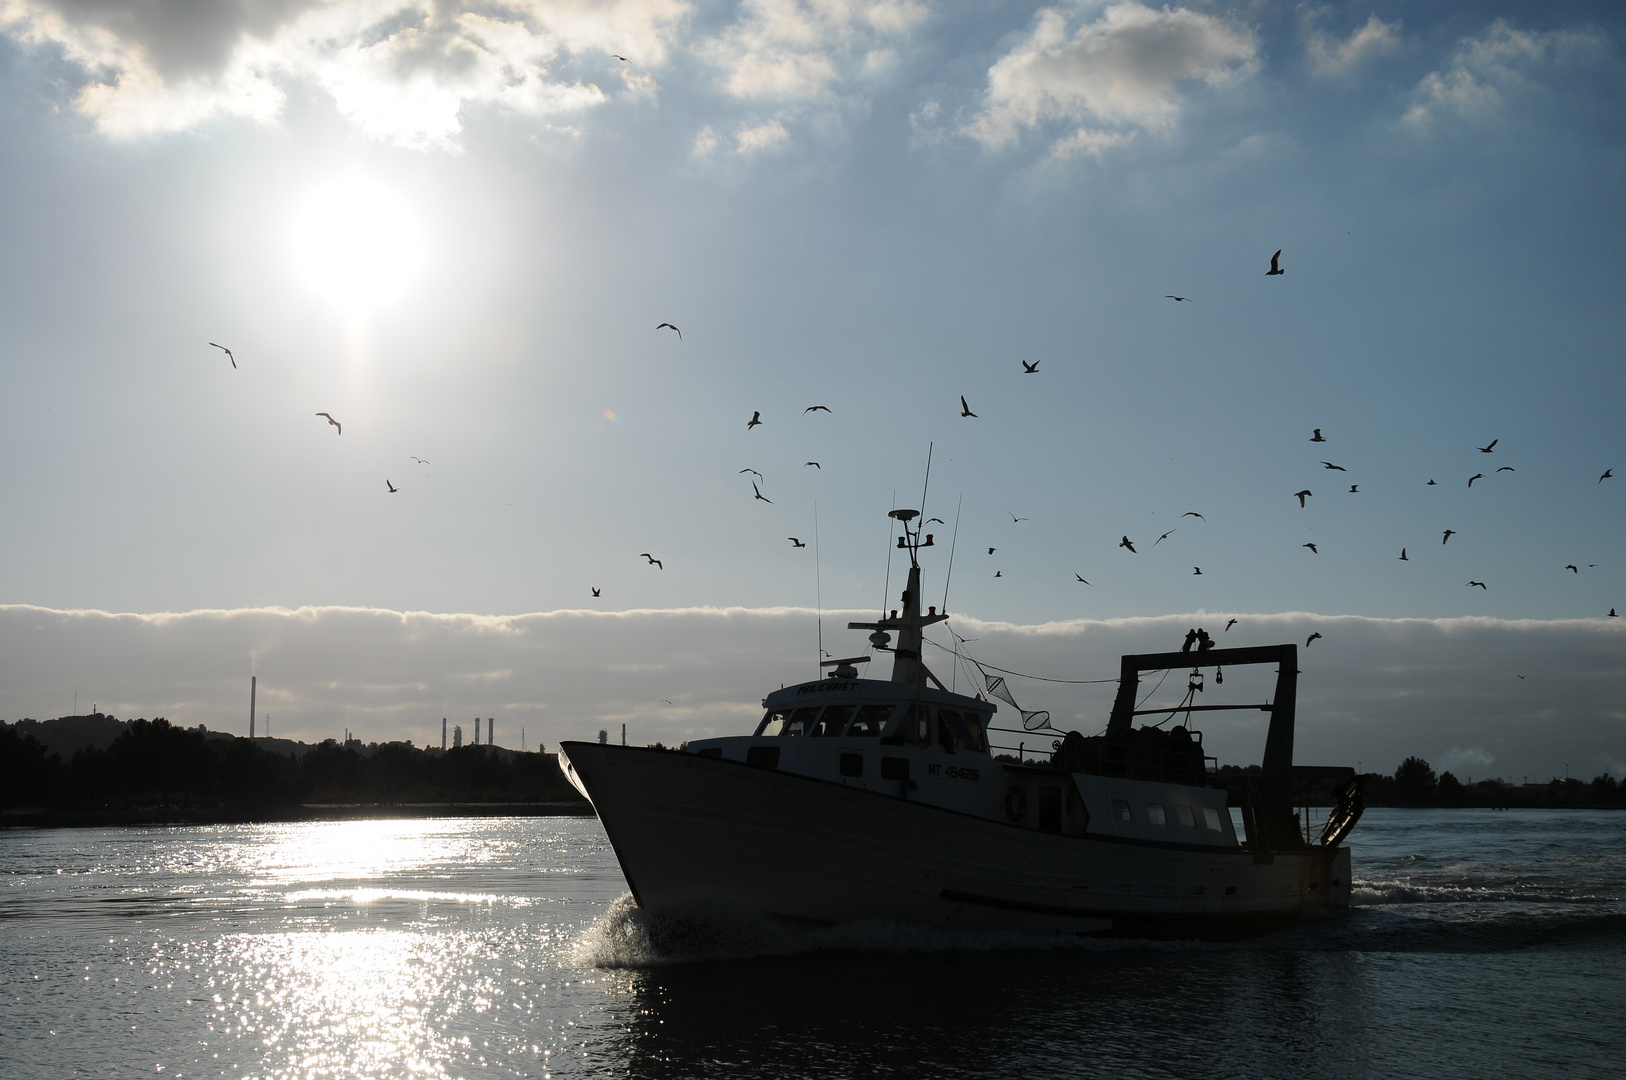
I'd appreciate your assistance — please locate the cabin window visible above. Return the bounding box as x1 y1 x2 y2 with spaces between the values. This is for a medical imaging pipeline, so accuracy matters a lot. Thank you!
1147 803 1167 826
811 705 855 737
1203 807 1224 832
844 704 894 737
881 757 909 781
756 710 789 736
937 710 988 755
1111 799 1132 822
882 704 930 746
1038 788 1063 833
839 752 863 777
746 746 780 770
777 707 819 736
1177 805 1196 828
960 714 989 754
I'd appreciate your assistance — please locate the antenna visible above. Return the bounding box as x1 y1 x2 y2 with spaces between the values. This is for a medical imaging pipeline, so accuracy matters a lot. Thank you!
880 489 896 619
941 493 963 612
814 500 823 681
917 442 934 530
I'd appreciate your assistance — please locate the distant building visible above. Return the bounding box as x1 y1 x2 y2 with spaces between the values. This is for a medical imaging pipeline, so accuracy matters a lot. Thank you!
453 724 463 749
598 729 608 745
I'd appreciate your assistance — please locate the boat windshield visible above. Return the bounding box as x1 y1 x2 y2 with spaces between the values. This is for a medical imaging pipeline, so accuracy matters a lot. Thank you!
937 709 988 754
757 702 898 737
756 706 820 736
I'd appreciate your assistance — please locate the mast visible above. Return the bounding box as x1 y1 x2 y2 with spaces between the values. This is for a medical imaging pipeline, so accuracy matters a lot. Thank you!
847 508 949 688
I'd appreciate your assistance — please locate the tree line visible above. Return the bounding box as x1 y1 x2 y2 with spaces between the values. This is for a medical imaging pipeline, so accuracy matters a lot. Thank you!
1365 756 1626 808
0 717 586 811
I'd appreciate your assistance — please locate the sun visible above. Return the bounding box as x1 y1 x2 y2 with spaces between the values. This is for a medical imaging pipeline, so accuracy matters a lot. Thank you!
288 176 426 316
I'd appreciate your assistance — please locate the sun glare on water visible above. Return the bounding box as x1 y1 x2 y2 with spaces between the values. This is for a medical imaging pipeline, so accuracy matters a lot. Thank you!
288 176 426 316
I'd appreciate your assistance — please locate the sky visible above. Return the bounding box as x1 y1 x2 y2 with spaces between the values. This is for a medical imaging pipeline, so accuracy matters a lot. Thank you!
0 1 1622 778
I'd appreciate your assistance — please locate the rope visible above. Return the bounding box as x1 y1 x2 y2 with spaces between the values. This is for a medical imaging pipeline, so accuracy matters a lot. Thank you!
922 635 1119 685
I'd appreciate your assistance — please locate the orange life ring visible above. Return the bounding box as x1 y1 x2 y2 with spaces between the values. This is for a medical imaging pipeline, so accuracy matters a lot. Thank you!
1004 785 1027 822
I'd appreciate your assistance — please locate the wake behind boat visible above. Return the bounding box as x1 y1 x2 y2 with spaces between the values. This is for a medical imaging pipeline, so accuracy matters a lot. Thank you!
560 506 1363 938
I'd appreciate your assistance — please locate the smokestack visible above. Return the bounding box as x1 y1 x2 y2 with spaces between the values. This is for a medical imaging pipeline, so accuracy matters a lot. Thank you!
250 675 257 739
475 717 481 745
488 718 493 746
442 718 447 751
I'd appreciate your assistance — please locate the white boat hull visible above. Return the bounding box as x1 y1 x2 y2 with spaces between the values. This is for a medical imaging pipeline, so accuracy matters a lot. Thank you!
560 742 1351 938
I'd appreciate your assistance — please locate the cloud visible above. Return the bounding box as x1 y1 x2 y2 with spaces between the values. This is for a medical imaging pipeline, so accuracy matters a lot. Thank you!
1306 13 1399 77
962 1 1257 154
1405 18 1609 128
0 0 688 147
3 604 1624 782
697 0 927 103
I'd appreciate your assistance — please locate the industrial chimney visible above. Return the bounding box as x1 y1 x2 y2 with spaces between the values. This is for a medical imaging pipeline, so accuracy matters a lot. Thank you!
475 717 482 745
249 675 257 739
442 718 447 751
488 719 494 746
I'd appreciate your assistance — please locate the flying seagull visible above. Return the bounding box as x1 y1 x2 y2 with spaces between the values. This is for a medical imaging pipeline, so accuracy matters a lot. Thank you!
988 547 996 555
739 468 763 480
656 322 681 340
1010 513 1029 523
1021 360 1039 373
1154 529 1175 545
1468 581 1487 589
208 342 236 369
1267 249 1285 276
804 462 820 469
1182 512 1205 520
639 553 663 569
315 412 341 434
1428 479 1437 485
1477 439 1498 453
1321 462 1346 471
1468 473 1484 487
804 405 832 414
1303 543 1318 554
591 587 601 596
1294 490 1312 507
1443 529 1456 544
960 395 977 418
1400 548 1408 561
1306 632 1321 647
1349 485 1359 493
1565 565 1578 573
1602 469 1615 483
1497 467 1515 473
385 480 397 493
1075 574 1091 584
410 456 430 465
1165 296 1192 302
926 517 945 525
752 482 772 504
1310 429 1326 443
1193 567 1203 575
611 54 628 61
746 411 762 429
1119 536 1137 553
1611 609 1618 617
994 570 1002 578
1224 618 1237 631
788 538 806 548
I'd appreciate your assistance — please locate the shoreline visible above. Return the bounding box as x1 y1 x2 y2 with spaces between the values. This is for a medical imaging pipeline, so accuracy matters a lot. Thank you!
1 802 596 830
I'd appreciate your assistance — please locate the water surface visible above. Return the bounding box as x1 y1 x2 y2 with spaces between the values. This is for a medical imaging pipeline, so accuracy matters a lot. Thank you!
3 809 1622 1078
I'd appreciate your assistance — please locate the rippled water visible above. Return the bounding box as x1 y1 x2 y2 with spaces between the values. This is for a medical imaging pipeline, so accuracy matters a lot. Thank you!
3 809 1623 1079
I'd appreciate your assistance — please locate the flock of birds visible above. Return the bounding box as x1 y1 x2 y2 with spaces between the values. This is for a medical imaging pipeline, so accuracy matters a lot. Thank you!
205 247 1617 627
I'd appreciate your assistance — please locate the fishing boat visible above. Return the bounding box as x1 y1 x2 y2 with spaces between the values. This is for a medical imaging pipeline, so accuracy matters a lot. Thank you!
559 506 1363 938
